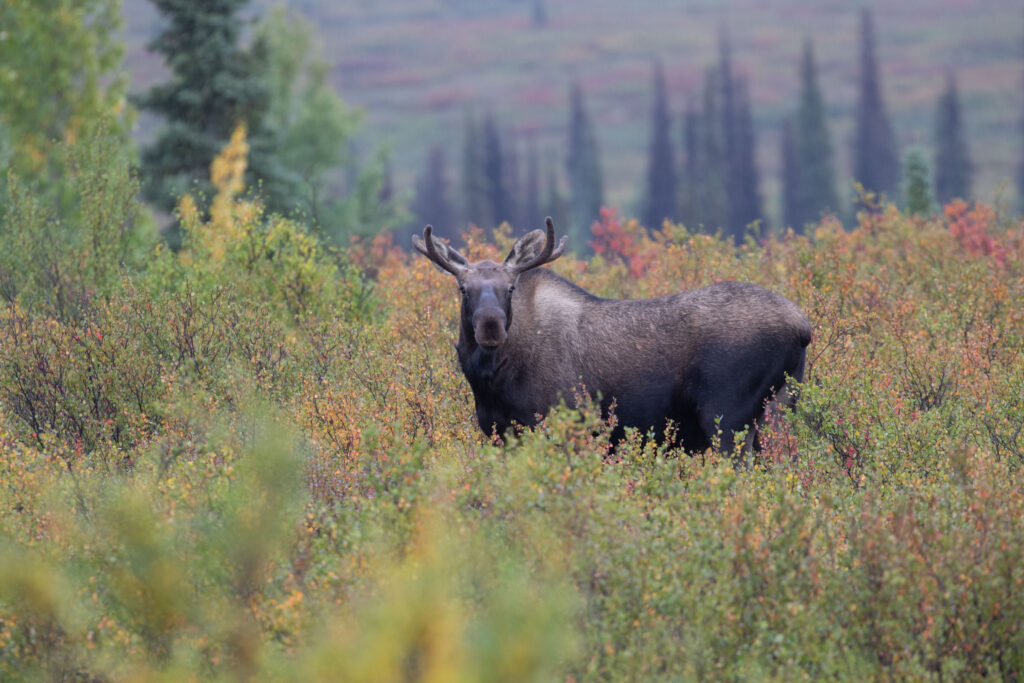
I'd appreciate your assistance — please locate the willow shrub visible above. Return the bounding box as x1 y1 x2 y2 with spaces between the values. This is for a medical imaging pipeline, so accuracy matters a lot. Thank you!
3 126 1024 679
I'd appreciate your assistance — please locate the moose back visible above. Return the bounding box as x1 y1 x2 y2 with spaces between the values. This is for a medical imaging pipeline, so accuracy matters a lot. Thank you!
413 218 812 452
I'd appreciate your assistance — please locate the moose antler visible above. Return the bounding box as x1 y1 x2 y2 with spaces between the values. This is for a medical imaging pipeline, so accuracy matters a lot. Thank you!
412 225 467 276
509 217 568 274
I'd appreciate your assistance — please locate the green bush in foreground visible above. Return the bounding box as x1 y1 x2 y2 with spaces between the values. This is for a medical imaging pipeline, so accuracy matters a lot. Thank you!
2 131 1024 680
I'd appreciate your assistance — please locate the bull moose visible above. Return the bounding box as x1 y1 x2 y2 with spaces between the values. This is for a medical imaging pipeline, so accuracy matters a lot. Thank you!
413 218 812 453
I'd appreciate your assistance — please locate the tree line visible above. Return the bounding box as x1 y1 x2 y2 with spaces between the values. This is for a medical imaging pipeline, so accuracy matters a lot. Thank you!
409 9 981 244
0 2 1001 251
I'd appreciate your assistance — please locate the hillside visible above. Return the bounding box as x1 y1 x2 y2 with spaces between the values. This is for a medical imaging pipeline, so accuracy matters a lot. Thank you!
121 0 1023 226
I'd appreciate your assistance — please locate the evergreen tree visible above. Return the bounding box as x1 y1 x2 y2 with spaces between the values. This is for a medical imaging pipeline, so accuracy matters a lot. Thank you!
780 119 801 232
729 77 762 236
717 32 762 239
523 138 542 228
1019 12 1024 212
504 134 523 229
794 38 839 229
139 0 277 219
378 157 393 205
460 109 488 228
531 0 548 28
933 70 972 204
679 106 701 229
695 68 728 234
482 112 508 229
411 145 454 239
853 9 899 203
643 62 678 229
901 147 934 216
542 150 569 237
718 30 737 190
566 81 604 252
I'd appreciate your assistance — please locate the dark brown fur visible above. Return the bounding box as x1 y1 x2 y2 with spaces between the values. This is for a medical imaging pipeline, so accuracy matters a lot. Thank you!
414 219 812 452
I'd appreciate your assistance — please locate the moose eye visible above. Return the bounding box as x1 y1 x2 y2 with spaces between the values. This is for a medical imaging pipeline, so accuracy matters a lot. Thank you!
508 285 516 294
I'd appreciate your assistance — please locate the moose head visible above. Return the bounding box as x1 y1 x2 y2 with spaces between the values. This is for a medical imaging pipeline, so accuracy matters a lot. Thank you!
412 217 567 350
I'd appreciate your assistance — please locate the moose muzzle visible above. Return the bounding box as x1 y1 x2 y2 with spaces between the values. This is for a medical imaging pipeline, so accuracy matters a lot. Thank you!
472 288 508 348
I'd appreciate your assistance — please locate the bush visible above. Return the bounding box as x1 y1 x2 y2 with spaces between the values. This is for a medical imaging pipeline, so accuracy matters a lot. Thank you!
2 123 1024 679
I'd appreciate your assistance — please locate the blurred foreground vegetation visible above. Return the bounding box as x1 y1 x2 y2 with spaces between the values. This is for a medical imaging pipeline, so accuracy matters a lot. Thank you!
0 125 1023 681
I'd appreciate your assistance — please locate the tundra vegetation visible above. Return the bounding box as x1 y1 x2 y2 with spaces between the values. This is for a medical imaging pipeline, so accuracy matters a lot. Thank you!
1 129 1024 681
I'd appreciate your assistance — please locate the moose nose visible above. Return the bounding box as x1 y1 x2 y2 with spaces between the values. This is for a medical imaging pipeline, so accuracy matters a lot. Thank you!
472 289 507 347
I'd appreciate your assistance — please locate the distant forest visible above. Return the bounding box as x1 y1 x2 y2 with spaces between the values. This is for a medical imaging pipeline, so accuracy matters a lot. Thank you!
110 0 1023 242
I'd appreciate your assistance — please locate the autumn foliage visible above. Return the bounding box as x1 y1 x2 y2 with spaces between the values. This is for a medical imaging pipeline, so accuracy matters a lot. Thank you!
2 130 1024 680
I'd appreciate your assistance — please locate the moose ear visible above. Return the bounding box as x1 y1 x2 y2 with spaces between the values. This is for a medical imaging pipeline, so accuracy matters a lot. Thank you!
504 229 548 269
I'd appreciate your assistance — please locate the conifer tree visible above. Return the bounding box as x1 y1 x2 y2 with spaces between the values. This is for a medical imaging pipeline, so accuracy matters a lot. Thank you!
643 62 678 229
411 145 454 239
504 134 522 229
780 119 801 232
1019 13 1024 212
696 68 728 234
379 157 394 205
679 106 701 229
139 0 277 218
531 0 548 28
482 112 508 229
853 9 899 202
933 70 972 205
901 147 934 216
523 139 541 228
543 150 569 237
717 32 762 239
461 109 488 228
729 77 762 236
718 30 737 187
566 81 604 252
794 39 839 229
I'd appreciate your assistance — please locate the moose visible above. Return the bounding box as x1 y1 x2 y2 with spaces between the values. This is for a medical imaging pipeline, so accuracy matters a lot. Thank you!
413 218 812 453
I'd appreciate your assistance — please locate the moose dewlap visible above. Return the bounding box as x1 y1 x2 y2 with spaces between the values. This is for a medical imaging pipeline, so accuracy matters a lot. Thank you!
413 218 812 452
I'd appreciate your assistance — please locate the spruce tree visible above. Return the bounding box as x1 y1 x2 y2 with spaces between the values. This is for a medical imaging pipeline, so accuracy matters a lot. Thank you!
504 134 522 229
696 68 728 234
717 32 761 239
643 61 677 229
139 0 275 217
901 147 934 216
1019 12 1024 212
780 119 801 232
678 106 701 229
933 70 972 204
794 38 839 229
411 145 454 239
729 77 762 237
543 150 569 238
531 0 548 28
482 112 507 229
460 109 488 228
523 138 541 228
566 81 604 252
853 9 899 203
718 30 737 191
